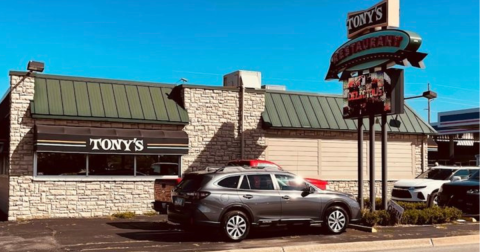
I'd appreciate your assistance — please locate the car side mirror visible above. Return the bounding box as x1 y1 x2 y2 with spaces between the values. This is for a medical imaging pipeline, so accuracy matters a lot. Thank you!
451 176 461 182
302 185 315 197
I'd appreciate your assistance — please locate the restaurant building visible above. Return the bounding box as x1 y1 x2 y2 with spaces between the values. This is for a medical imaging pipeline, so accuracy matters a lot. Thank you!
0 70 434 220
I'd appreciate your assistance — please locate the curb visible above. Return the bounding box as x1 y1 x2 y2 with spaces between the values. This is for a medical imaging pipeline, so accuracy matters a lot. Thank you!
348 224 377 233
208 234 479 252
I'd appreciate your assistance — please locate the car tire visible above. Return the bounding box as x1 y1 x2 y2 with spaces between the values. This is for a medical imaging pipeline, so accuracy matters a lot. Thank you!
323 205 349 234
222 210 250 242
428 191 439 207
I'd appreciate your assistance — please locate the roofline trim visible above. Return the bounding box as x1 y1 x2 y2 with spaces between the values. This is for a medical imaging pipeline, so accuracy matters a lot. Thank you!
264 126 436 135
31 114 189 125
9 71 177 88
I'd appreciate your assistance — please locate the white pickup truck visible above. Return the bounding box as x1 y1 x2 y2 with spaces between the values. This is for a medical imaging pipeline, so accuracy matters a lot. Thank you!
392 166 479 206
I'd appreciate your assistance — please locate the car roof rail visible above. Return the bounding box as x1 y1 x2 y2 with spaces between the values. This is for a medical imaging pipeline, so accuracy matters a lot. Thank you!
214 166 249 173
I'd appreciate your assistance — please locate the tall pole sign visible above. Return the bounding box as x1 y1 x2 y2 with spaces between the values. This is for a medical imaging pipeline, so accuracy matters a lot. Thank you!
325 0 428 212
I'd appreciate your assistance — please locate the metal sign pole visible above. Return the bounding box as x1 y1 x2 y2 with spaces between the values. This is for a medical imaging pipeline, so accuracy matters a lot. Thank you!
358 117 364 209
369 113 375 212
381 113 388 210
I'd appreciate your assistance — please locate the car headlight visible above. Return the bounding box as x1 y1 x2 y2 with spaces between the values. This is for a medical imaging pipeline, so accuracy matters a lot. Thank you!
466 189 480 195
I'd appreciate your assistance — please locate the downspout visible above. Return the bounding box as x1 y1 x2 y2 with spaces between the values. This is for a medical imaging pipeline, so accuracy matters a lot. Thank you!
240 80 245 159
421 136 425 173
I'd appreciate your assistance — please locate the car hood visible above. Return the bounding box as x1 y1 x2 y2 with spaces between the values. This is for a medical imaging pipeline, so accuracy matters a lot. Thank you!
394 179 447 187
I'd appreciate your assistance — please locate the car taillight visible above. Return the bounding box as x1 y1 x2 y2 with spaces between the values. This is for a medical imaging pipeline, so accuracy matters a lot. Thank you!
176 178 182 184
186 191 211 200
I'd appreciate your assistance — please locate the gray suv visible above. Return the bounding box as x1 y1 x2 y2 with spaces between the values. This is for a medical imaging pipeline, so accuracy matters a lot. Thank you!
168 167 361 242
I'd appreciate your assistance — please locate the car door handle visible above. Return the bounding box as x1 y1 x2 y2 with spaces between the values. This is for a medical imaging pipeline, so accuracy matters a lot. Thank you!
282 195 290 200
243 194 253 199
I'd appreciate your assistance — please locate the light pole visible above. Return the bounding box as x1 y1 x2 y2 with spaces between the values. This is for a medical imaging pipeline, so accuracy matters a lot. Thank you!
405 86 437 124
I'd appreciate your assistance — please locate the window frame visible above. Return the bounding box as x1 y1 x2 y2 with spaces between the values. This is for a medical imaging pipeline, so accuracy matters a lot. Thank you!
33 151 183 181
273 174 307 191
244 174 276 191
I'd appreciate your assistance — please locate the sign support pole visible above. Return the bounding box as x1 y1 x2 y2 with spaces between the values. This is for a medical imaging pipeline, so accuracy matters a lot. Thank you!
358 117 364 209
381 113 388 210
369 113 375 212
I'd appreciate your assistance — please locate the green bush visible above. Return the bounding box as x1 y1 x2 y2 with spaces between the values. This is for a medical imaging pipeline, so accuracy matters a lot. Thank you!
397 201 428 210
362 206 462 226
112 211 136 219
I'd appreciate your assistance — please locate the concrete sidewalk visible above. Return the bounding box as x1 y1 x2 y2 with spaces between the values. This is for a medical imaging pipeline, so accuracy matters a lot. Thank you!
0 215 478 251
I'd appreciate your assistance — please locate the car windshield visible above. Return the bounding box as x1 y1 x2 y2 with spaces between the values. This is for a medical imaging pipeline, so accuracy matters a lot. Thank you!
417 168 456 180
469 171 480 180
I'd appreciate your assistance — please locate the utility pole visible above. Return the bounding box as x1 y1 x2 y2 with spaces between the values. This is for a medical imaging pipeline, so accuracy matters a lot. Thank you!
427 83 431 124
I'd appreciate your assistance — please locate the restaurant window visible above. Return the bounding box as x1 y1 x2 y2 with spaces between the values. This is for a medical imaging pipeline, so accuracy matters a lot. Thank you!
136 155 180 176
89 154 134 176
34 153 181 177
0 155 7 175
37 153 87 176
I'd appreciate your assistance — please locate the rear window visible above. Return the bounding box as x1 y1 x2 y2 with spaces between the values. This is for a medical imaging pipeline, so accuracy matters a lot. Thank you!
218 176 240 188
176 175 205 192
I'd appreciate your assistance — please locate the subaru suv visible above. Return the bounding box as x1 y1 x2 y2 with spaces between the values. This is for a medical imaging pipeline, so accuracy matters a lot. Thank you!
168 167 361 242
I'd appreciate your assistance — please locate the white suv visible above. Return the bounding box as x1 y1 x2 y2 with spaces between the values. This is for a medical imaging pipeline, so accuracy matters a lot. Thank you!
392 166 479 206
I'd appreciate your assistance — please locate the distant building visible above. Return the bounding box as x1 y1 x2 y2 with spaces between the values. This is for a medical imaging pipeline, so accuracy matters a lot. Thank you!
430 108 479 166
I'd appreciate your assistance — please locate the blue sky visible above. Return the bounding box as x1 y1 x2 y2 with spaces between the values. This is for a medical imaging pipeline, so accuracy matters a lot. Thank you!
0 0 478 122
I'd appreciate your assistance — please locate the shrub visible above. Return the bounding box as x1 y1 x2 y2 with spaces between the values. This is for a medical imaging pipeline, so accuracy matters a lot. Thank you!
362 206 462 226
143 211 158 216
397 201 428 210
112 211 136 219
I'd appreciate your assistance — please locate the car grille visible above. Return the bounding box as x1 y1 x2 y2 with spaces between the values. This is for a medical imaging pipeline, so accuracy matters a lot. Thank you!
392 189 412 199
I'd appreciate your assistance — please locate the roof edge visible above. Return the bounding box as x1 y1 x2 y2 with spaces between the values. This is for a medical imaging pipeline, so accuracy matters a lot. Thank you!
265 89 343 98
31 114 189 125
9 71 177 88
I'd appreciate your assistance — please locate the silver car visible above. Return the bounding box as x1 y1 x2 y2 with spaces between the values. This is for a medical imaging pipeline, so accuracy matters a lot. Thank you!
168 167 361 242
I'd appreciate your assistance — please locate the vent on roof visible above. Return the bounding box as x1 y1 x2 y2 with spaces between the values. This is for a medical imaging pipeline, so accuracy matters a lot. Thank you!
223 70 261 89
261 85 286 91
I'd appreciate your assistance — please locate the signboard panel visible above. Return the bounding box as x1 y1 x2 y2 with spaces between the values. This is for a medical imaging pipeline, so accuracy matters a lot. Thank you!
34 125 189 155
325 29 426 80
342 69 404 119
387 200 404 223
347 0 399 39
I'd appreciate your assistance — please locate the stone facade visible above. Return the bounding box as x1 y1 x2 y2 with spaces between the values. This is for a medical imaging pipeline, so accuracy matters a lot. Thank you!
181 87 266 171
5 74 428 220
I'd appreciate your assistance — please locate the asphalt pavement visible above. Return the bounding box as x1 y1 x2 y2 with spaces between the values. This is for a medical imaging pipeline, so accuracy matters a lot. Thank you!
0 215 478 252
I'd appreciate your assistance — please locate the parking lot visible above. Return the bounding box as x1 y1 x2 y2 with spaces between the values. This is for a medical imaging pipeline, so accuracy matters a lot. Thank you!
0 215 478 252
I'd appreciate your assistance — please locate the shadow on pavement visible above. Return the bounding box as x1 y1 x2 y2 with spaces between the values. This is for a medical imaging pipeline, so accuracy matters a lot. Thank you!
110 222 328 243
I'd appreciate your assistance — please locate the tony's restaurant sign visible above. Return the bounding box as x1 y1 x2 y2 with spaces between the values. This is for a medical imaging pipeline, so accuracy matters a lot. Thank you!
325 29 426 80
347 0 399 39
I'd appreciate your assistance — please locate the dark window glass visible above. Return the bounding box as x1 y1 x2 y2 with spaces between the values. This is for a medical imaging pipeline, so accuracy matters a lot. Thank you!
176 175 204 192
218 176 240 188
453 169 470 180
247 175 274 190
417 168 456 180
275 174 306 191
37 153 86 176
88 154 134 176
136 155 180 176
240 176 250 189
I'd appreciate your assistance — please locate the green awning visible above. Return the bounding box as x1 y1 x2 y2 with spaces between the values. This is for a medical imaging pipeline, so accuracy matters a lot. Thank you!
24 73 188 125
262 91 436 134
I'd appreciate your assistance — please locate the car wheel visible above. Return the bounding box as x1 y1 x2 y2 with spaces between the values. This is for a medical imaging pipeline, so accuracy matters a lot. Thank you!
428 192 439 207
323 206 349 234
222 210 250 242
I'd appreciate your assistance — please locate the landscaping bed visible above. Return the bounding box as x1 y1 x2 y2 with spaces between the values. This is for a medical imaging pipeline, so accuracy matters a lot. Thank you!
360 199 463 226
